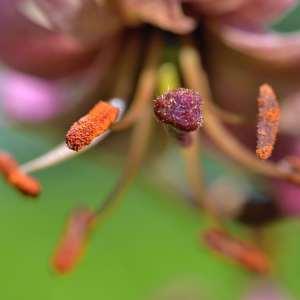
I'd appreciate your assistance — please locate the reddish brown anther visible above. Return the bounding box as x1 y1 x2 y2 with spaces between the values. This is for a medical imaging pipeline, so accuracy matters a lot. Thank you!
7 170 41 197
0 151 18 177
256 84 280 160
203 228 270 274
153 88 203 132
52 208 96 274
66 101 119 151
0 151 41 197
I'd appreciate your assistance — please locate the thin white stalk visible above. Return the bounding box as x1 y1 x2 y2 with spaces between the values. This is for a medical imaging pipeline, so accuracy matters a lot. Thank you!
20 98 126 174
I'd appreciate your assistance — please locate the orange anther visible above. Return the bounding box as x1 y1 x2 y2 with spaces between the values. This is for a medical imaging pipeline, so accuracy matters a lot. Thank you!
52 208 96 274
66 101 119 151
256 84 280 160
203 229 270 274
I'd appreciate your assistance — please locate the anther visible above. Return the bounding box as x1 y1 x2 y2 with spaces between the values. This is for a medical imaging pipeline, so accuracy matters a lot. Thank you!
66 101 120 152
7 170 41 197
52 208 96 274
0 151 18 177
0 151 41 197
203 228 270 274
153 88 203 146
256 84 280 160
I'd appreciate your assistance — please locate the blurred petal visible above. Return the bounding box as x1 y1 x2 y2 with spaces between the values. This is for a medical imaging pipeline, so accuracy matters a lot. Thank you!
189 0 248 15
23 0 122 44
276 181 300 217
219 0 296 26
280 93 300 136
118 0 196 34
0 0 122 78
218 26 300 66
273 140 300 216
0 32 121 123
1 71 66 122
243 281 292 300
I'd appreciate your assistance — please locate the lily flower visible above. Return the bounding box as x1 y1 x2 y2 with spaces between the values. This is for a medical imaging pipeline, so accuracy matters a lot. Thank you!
0 0 300 276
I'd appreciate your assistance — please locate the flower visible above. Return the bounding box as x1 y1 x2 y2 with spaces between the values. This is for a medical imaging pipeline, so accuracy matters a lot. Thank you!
1 0 300 277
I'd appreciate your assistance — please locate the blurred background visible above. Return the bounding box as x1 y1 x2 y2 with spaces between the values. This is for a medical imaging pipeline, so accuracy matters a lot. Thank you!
1 1 300 300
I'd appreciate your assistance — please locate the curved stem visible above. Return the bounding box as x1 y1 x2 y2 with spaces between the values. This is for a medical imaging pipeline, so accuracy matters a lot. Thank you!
112 31 163 131
95 106 152 220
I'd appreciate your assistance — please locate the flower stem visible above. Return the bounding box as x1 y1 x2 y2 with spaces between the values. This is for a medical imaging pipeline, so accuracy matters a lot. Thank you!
95 106 153 220
112 31 163 131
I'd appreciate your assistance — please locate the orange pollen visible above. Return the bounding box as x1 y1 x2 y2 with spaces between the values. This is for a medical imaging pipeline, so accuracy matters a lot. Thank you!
7 170 41 197
0 151 41 197
0 151 18 177
52 208 96 274
203 229 270 274
66 101 119 151
256 84 280 160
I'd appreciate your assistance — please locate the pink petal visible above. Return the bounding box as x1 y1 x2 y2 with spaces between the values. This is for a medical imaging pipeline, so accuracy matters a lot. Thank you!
220 0 296 26
280 92 300 136
119 0 196 34
28 0 122 44
273 140 300 216
1 71 66 122
0 0 122 78
218 26 300 66
189 0 248 15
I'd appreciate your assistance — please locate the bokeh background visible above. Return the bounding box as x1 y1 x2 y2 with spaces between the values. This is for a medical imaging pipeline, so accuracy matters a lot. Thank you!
1 2 300 300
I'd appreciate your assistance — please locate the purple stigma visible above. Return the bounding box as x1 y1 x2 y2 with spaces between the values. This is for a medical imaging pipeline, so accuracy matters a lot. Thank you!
153 88 203 131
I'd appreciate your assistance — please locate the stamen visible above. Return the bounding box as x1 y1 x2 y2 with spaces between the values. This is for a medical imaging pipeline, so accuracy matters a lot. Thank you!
153 87 204 132
203 228 270 274
112 32 162 131
96 106 152 220
66 101 119 152
0 151 41 197
180 131 205 208
113 32 142 100
0 151 18 177
20 98 125 174
256 84 280 160
210 105 246 125
51 106 152 274
7 170 41 197
179 42 300 186
52 208 96 274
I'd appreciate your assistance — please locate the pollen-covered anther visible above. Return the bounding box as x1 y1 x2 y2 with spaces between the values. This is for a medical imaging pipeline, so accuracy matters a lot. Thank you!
203 229 270 274
0 151 18 177
256 84 280 160
7 170 41 197
52 208 96 274
0 151 41 197
66 101 119 152
153 88 203 132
